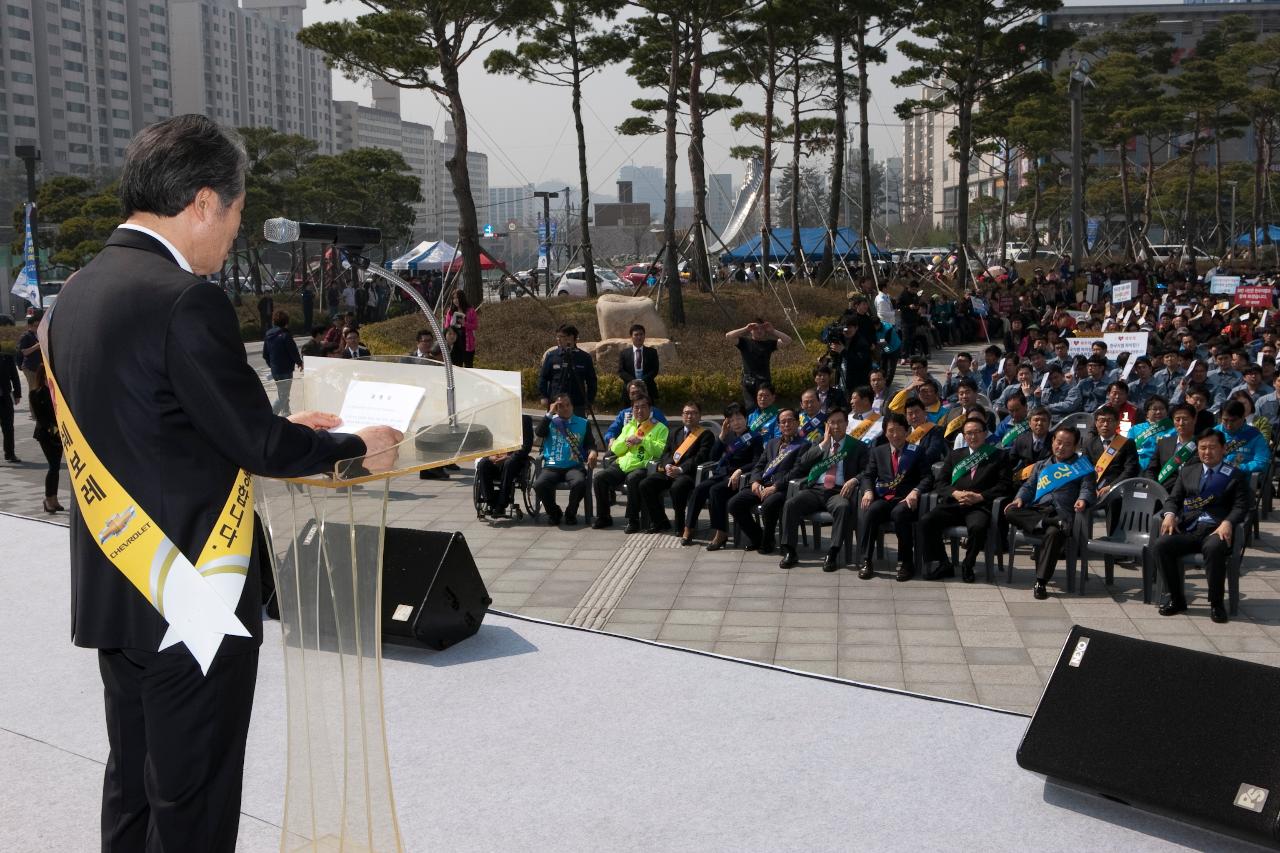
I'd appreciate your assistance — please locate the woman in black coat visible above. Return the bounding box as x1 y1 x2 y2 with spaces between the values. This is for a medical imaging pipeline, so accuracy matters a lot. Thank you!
29 366 63 513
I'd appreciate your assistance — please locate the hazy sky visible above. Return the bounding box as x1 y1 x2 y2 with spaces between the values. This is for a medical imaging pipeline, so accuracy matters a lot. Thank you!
306 0 1157 195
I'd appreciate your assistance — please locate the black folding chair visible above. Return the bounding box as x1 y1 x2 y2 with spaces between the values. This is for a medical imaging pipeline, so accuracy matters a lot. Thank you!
1078 478 1168 603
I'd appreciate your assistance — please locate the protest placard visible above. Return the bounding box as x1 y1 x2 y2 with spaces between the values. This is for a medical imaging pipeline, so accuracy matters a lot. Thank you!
1236 285 1273 309
1112 280 1136 303
1210 275 1241 295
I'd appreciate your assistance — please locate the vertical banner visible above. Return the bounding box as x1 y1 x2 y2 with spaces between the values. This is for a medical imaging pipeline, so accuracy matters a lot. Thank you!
10 202 41 309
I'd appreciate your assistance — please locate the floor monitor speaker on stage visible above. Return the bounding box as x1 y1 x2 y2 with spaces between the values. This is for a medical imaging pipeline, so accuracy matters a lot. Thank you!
380 527 491 650
1018 626 1280 849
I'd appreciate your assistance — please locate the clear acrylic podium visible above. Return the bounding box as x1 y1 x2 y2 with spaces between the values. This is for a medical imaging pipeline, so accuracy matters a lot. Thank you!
255 356 521 852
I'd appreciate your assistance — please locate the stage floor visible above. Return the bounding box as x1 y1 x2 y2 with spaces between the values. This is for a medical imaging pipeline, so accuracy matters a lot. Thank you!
0 513 1264 851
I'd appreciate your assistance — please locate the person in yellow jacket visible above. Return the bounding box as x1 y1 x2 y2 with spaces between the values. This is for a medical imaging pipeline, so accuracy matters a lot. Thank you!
592 395 670 532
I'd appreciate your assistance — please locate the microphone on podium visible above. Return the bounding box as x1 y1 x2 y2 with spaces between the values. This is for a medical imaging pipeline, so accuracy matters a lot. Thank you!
263 218 382 247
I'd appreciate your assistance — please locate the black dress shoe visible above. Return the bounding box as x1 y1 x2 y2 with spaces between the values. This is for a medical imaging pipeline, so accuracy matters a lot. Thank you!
648 520 672 533
858 560 875 580
706 540 727 551
623 521 642 534
546 507 563 526
1158 600 1188 616
924 561 955 581
591 516 612 530
743 540 759 552
822 553 840 573
961 566 976 584
758 541 775 555
680 537 694 547
1032 581 1048 600
778 548 798 569
564 512 578 526
1210 604 1229 624
895 563 913 582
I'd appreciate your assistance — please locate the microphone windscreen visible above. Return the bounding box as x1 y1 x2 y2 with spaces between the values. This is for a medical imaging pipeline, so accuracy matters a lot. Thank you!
263 217 300 243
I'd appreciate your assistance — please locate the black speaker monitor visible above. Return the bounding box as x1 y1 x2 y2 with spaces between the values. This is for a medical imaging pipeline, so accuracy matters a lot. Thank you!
285 523 490 651
380 527 491 650
1018 626 1280 849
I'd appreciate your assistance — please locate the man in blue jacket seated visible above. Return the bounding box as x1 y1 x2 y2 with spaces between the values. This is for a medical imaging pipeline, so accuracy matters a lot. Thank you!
1002 425 1097 601
1215 399 1269 474
533 394 596 526
1152 429 1251 624
475 413 534 519
745 383 782 442
602 379 669 443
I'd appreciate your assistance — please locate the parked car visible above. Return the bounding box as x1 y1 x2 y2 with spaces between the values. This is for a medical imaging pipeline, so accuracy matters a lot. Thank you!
553 267 626 298
620 263 654 286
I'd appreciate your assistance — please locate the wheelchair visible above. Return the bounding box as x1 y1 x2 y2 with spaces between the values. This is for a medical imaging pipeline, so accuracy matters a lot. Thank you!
472 454 539 521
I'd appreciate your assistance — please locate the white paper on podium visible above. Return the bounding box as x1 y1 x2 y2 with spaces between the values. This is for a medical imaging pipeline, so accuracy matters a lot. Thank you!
333 380 426 434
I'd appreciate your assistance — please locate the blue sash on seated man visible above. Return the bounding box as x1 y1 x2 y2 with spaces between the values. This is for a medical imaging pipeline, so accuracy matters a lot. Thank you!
1152 429 1251 624
727 410 808 554
1001 426 1097 600
533 399 596 525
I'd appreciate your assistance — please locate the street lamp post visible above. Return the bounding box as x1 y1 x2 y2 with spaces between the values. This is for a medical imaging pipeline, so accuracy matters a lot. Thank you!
533 190 559 296
1226 180 1238 260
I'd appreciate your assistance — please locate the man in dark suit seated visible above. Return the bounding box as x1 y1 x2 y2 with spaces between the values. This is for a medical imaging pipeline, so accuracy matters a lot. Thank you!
638 401 715 534
902 397 947 466
857 412 931 582
616 323 660 405
727 408 807 553
921 416 1013 582
1082 404 1140 500
474 413 534 519
778 409 868 572
533 394 595 526
1145 403 1200 487
1002 426 1097 601
1152 430 1251 624
1008 406 1053 487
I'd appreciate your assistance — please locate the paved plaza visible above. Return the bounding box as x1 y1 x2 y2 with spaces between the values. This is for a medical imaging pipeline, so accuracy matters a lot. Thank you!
3 344 1278 717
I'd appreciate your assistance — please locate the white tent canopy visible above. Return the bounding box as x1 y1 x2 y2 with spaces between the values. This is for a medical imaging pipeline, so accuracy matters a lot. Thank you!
388 240 436 271
413 240 460 270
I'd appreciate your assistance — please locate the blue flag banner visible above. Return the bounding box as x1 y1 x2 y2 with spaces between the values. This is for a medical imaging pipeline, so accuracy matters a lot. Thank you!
10 202 40 308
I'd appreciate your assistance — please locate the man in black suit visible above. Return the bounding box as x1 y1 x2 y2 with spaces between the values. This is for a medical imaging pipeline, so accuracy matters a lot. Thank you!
1152 429 1251 623
1145 403 1200 486
902 397 948 466
638 401 715 533
1082 404 1140 499
339 327 371 359
812 364 848 413
43 116 402 853
857 412 931 581
1003 426 1097 600
617 323 660 404
921 416 1012 583
1007 406 1052 484
727 408 807 553
778 409 868 571
0 347 19 461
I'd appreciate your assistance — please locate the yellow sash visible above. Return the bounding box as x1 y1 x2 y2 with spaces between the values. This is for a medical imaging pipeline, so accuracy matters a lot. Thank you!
671 427 704 463
46 367 254 674
849 412 882 440
1019 462 1036 481
907 422 935 444
1094 434 1128 480
943 409 966 438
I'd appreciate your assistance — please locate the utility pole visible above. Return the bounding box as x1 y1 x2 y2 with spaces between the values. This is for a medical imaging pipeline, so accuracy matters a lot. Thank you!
534 190 559 296
1068 60 1091 285
1227 180 1238 259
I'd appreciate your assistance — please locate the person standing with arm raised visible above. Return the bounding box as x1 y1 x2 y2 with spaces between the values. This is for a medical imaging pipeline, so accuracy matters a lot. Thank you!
726 317 790 409
43 115 403 853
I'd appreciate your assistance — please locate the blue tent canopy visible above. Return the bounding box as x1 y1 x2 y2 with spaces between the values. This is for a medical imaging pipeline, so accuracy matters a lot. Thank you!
719 227 888 264
1234 225 1280 246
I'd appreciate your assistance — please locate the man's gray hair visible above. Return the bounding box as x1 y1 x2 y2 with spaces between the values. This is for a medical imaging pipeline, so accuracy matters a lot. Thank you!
119 115 247 218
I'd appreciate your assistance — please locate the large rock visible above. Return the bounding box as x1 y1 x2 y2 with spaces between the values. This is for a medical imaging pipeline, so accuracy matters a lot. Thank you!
590 337 678 371
596 294 667 340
